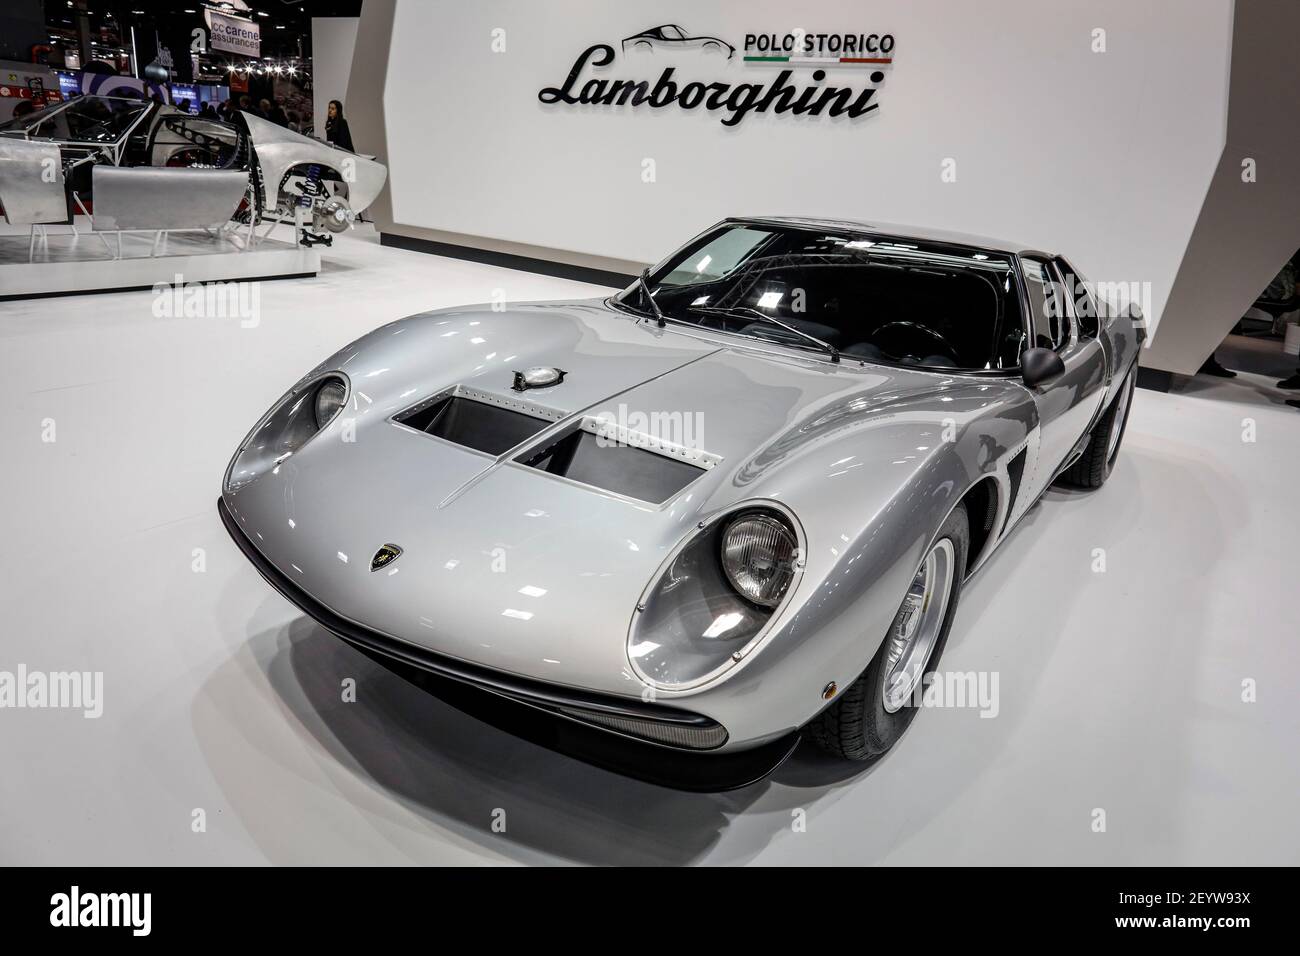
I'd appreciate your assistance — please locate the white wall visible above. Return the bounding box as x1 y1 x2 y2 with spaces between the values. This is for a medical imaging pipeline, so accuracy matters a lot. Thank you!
380 0 1234 337
1143 0 1300 374
312 16 359 136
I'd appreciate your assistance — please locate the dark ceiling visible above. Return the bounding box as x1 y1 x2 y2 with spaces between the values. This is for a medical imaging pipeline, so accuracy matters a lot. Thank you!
41 0 364 61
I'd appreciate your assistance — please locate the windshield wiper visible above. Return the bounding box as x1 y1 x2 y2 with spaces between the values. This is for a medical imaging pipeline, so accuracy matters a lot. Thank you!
637 268 666 328
690 305 841 364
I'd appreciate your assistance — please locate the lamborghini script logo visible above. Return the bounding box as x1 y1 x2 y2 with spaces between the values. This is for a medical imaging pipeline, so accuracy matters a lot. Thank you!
370 544 402 572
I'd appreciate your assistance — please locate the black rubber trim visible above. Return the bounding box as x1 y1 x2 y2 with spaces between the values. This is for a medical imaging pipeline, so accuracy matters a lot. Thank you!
379 231 635 288
0 271 316 303
217 497 798 791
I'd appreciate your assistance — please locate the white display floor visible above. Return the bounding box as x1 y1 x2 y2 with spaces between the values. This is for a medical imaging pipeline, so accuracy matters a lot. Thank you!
1 226 1296 865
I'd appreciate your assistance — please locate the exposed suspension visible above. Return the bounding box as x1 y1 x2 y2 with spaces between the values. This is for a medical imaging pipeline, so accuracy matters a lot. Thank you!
293 163 354 247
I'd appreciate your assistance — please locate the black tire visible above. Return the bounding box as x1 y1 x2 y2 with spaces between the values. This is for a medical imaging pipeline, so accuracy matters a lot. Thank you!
1059 363 1137 489
807 503 970 761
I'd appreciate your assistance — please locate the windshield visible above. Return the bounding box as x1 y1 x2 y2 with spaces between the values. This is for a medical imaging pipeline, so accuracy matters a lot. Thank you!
617 222 1027 371
0 96 150 144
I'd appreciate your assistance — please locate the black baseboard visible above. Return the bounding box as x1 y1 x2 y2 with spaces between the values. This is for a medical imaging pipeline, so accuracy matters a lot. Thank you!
0 271 317 302
380 231 635 288
1136 367 1173 392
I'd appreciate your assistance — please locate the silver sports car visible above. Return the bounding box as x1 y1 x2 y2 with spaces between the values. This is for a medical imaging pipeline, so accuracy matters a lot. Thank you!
220 217 1141 790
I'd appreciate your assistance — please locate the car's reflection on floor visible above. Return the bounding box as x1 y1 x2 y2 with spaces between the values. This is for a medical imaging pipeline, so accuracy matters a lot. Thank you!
269 618 771 864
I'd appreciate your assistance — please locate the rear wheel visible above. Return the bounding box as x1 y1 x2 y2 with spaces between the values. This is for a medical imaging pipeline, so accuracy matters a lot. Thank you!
808 503 969 761
1060 364 1136 489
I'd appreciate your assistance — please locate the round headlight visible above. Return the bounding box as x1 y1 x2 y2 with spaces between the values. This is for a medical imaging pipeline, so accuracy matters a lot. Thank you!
313 378 347 428
721 513 798 607
629 506 802 690
223 374 348 493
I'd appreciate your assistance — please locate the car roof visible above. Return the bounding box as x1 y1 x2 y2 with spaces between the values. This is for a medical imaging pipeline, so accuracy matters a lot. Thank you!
734 216 1044 257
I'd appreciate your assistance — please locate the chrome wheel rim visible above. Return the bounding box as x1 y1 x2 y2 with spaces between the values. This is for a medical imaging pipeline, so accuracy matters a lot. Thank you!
1107 370 1135 461
882 538 956 713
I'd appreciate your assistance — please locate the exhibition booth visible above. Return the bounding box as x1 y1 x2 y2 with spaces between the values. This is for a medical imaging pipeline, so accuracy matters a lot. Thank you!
0 0 1297 873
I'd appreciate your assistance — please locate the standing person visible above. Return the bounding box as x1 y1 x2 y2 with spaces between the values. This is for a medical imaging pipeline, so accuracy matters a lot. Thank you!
1266 253 1300 405
325 99 353 151
266 97 288 126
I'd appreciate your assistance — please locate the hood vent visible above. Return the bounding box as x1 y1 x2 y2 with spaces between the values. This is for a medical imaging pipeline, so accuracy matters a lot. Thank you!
516 415 721 505
393 385 560 457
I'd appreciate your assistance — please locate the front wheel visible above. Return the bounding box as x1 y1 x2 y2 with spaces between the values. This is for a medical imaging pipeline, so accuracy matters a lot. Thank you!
1060 363 1136 489
807 503 969 761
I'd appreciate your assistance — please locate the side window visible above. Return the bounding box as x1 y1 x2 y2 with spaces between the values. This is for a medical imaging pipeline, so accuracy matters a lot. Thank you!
1055 257 1099 338
1021 257 1068 351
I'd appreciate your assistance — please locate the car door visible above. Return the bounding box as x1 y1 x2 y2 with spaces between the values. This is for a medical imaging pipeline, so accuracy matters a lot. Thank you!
1019 256 1108 497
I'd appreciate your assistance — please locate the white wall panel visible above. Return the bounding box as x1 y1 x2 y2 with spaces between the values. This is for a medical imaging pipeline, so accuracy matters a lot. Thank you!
312 16 360 136
380 0 1233 336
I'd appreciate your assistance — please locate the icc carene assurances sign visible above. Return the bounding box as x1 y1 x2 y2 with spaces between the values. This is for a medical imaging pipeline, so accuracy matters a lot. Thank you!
539 25 896 127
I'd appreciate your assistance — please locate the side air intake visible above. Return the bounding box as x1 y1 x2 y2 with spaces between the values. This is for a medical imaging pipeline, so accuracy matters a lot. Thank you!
1002 448 1028 535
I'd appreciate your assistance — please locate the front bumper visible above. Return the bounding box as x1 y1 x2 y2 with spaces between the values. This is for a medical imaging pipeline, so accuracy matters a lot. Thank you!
219 497 798 791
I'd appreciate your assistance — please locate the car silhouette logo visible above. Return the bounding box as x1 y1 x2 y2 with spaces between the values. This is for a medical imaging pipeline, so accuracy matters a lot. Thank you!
371 544 402 572
621 24 735 59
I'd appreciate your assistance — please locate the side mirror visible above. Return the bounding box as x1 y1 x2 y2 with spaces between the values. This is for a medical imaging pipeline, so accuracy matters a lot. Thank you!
1021 347 1065 388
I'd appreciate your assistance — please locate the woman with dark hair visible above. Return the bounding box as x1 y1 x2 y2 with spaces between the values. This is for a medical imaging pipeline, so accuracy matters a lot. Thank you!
325 99 353 151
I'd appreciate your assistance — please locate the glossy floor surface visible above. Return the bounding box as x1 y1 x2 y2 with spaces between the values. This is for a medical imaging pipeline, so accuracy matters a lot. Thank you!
2 228 1297 865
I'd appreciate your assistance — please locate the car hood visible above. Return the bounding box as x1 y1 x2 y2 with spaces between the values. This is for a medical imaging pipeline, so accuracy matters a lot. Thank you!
223 300 1016 696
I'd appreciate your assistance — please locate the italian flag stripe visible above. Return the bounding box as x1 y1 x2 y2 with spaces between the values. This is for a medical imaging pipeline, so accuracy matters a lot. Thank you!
743 55 893 65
